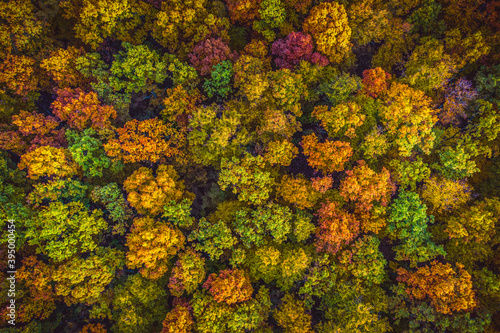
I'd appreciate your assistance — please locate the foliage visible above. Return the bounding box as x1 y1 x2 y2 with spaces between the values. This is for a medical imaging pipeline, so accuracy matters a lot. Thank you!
191 285 271 333
420 176 472 214
361 67 391 98
315 200 359 254
312 102 365 139
60 0 152 49
388 157 431 191
109 42 169 94
273 294 313 333
189 38 235 76
111 274 168 333
337 235 387 286
397 261 476 314
169 248 206 296
66 128 122 178
53 247 125 305
219 153 274 205
387 191 446 266
203 60 234 100
271 32 329 69
339 160 396 213
277 174 322 210
381 82 438 156
302 2 352 64
25 201 108 262
41 46 87 88
188 104 252 166
126 216 185 279
104 118 185 164
91 183 131 234
51 88 117 131
189 218 237 260
301 134 353 173
203 268 253 305
123 165 193 216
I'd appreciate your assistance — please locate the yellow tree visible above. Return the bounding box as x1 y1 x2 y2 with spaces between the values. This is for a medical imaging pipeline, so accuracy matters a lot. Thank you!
126 216 186 279
18 146 79 180
123 165 194 217
302 2 352 64
381 82 438 156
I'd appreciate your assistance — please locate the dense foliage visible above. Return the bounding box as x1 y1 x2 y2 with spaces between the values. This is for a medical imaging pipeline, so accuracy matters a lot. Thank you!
1 0 500 332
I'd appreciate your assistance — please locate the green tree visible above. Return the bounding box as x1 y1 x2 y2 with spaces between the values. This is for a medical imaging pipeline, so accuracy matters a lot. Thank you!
25 201 108 263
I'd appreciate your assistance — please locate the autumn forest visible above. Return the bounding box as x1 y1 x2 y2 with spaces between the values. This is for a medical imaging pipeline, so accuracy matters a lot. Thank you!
1 0 500 332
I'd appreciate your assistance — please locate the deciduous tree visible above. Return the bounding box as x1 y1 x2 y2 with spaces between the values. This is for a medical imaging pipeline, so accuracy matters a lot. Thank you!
126 216 185 279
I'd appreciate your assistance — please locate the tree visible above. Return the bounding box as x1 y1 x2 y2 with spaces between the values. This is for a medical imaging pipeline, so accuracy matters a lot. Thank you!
277 174 322 210
404 37 457 93
245 244 312 290
312 102 365 140
420 176 472 214
27 179 90 209
273 294 313 333
263 140 298 167
126 216 185 279
388 157 431 191
12 256 57 324
271 32 329 69
0 54 39 99
444 197 500 245
25 201 108 262
6 110 67 154
189 38 236 76
301 134 353 173
60 0 153 49
339 160 396 213
315 200 359 254
381 82 438 156
317 72 361 106
337 235 387 286
41 47 87 88
111 274 168 333
252 0 286 41
152 0 230 58
191 285 271 333
203 268 253 305
397 261 477 314
104 118 185 164
91 183 132 235
188 104 252 167
218 153 274 205
51 88 117 131
317 281 390 333
224 0 262 25
66 128 122 178
161 300 195 333
169 248 206 296
0 0 45 57
109 42 170 95
232 203 294 247
302 2 352 64
361 67 391 98
189 217 237 260
203 60 234 100
440 78 478 126
387 191 445 266
123 165 193 217
52 247 125 305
